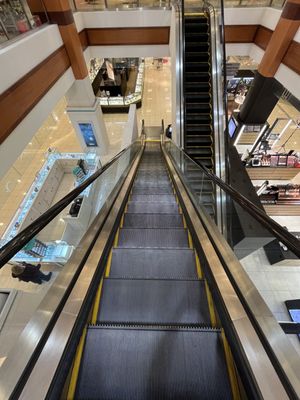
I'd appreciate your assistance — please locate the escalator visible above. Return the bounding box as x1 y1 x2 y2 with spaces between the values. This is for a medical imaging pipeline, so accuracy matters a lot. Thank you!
71 142 234 399
184 12 215 217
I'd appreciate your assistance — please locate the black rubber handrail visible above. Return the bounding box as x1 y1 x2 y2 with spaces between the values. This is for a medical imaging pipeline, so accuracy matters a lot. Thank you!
0 142 142 268
169 144 300 258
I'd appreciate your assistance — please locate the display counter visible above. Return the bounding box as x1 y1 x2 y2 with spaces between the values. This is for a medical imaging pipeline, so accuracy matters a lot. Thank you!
99 61 144 113
1 151 99 265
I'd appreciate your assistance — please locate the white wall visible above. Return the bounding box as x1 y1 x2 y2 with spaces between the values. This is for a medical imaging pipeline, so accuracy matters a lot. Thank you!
74 10 171 30
89 45 169 59
275 64 300 99
0 68 75 180
224 7 266 25
0 25 63 94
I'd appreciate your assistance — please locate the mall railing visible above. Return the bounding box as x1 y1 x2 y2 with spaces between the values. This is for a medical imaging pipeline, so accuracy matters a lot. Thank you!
163 139 300 398
0 0 48 46
70 0 171 11
69 0 285 11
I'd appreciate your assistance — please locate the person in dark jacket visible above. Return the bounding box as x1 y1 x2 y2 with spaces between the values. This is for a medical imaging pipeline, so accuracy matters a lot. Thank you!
11 262 52 284
165 124 172 139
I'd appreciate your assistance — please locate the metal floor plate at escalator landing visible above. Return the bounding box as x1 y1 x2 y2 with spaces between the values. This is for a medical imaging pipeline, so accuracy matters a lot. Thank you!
97 278 210 324
75 327 232 400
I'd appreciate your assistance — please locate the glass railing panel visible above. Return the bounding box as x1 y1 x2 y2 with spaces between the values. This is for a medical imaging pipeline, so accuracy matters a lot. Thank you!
0 141 141 370
166 141 217 220
0 0 48 47
0 19 9 43
222 0 285 6
73 0 170 10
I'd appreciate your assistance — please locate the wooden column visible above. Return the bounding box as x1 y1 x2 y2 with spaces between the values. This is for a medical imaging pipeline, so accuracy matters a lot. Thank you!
258 0 300 77
42 0 88 80
239 0 300 124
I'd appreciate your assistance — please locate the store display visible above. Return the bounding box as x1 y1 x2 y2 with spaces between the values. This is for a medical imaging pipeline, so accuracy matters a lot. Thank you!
23 238 47 257
88 58 145 110
247 153 300 168
258 184 300 205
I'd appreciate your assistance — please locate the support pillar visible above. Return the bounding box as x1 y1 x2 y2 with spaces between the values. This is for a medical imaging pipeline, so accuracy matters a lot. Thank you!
41 0 110 156
66 78 109 156
238 0 300 124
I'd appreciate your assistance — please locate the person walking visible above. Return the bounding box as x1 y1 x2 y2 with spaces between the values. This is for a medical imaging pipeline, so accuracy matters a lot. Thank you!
11 262 52 284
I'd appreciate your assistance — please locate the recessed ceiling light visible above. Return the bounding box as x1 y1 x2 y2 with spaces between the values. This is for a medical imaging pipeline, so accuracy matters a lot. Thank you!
29 142 32 145
0 223 4 226
17 179 21 183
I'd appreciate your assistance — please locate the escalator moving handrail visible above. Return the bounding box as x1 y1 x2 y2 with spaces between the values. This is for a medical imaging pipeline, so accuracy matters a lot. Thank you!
0 141 142 267
174 146 300 258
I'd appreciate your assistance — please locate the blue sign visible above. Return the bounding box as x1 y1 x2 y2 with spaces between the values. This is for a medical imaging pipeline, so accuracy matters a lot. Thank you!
78 123 98 147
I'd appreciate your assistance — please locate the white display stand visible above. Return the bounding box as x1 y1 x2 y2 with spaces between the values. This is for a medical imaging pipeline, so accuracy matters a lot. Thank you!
1 151 100 264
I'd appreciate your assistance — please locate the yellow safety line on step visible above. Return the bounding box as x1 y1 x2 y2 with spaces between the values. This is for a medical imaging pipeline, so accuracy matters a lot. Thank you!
91 278 104 324
182 215 187 229
145 139 161 142
105 249 113 278
188 230 193 249
67 326 87 400
205 281 217 328
221 330 241 400
120 214 125 228
195 251 203 279
114 228 120 247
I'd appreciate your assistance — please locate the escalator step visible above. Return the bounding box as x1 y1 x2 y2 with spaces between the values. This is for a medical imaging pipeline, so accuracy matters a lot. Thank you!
186 135 212 145
185 93 211 102
130 194 175 203
185 42 209 52
76 327 232 400
109 248 197 279
123 214 182 228
132 186 173 194
97 279 210 324
118 228 189 248
127 202 179 214
134 177 170 185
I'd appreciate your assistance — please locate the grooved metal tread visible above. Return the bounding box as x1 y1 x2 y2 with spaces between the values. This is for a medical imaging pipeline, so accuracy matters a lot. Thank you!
76 327 232 400
127 202 179 214
123 214 183 228
110 248 197 278
118 228 189 248
130 194 176 203
132 186 174 194
98 278 210 325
